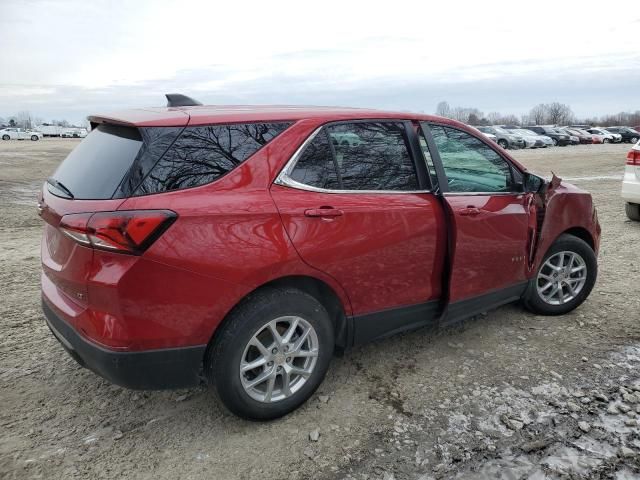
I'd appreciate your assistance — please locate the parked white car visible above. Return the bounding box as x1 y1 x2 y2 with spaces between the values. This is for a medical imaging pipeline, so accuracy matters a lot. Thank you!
0 128 42 141
588 128 621 143
623 140 640 221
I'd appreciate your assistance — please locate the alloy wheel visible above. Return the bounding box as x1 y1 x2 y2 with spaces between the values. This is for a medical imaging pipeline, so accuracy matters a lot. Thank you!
536 251 587 305
240 316 319 403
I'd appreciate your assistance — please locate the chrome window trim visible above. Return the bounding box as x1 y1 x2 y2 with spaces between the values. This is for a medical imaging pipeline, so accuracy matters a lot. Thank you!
274 125 432 195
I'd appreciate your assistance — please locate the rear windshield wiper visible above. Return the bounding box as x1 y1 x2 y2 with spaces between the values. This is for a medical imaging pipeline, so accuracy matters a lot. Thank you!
47 177 75 199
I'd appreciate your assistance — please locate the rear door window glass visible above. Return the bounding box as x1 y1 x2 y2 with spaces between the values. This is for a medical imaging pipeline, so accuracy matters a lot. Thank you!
288 122 419 191
328 122 418 190
288 130 341 190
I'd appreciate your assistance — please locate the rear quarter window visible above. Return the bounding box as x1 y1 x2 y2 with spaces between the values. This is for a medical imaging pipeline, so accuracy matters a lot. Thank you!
136 123 291 195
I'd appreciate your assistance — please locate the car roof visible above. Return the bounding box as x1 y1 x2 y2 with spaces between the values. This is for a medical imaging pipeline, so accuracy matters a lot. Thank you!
88 105 449 127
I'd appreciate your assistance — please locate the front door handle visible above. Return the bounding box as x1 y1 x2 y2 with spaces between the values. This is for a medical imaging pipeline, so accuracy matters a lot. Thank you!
304 207 344 218
459 207 482 216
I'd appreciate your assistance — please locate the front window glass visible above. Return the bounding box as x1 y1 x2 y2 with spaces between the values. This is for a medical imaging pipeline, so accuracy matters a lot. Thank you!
429 125 513 193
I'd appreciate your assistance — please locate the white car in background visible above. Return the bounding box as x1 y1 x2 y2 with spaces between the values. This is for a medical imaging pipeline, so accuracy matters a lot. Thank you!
0 128 42 141
623 140 640 221
588 128 621 143
481 132 498 142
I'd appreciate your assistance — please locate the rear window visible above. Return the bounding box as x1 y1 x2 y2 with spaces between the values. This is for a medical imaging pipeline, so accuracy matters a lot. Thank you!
50 124 142 199
50 122 291 200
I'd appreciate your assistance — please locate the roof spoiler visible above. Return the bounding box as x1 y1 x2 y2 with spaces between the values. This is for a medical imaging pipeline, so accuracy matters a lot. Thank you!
165 93 203 107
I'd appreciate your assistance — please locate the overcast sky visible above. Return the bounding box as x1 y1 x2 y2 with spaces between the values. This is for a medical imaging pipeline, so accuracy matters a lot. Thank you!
1 0 639 124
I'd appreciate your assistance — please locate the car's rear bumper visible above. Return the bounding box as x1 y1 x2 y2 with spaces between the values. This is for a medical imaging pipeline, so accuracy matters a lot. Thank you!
42 298 206 390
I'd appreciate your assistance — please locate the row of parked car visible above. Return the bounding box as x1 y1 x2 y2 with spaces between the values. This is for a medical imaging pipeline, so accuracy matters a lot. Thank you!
474 125 640 149
0 127 88 141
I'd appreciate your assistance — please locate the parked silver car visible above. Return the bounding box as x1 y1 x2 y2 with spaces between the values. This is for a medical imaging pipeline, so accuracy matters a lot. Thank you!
475 126 525 149
503 126 552 148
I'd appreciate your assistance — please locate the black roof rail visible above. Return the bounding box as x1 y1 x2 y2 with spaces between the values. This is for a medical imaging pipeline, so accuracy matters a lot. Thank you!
165 93 203 107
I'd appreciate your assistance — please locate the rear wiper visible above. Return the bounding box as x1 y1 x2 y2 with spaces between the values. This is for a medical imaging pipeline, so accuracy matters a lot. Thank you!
47 177 75 199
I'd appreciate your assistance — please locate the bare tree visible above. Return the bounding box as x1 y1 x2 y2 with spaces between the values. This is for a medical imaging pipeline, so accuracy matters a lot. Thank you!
546 102 573 126
15 111 33 129
529 104 547 125
435 101 451 118
487 112 502 124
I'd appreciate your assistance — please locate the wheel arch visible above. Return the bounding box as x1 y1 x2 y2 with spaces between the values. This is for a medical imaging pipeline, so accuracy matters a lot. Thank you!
560 226 595 250
203 275 351 373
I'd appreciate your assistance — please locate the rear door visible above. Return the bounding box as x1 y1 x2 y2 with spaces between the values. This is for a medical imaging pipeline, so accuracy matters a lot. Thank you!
271 121 447 331
419 123 537 305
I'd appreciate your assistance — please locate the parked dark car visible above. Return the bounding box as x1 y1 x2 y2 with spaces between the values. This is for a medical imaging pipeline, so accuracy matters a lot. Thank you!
603 127 640 144
525 126 571 146
556 128 579 145
40 95 601 420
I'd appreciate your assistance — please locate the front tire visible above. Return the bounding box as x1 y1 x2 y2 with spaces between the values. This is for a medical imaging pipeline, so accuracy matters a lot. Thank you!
552 138 558 146
626 203 640 221
523 234 597 315
630 136 639 144
207 287 334 420
31 135 39 141
497 139 508 149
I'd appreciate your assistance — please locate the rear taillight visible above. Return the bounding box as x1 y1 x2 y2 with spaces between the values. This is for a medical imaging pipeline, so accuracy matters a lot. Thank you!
59 210 176 254
627 149 640 166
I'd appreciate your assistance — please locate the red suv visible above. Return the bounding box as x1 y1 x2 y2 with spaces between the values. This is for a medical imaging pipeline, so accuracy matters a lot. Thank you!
40 95 601 419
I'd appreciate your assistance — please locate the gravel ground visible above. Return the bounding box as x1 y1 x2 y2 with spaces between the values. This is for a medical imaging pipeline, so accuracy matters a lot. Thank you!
1 139 639 480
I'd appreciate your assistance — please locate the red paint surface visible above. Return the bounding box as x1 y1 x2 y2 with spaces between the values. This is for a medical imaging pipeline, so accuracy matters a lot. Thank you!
41 106 600 352
444 194 532 302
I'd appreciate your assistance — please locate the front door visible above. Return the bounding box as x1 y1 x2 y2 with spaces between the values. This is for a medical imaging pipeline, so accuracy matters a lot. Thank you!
271 121 447 321
420 123 537 304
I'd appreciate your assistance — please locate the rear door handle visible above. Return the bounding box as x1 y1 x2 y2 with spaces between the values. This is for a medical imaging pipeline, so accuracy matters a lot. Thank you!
304 207 344 218
459 207 482 216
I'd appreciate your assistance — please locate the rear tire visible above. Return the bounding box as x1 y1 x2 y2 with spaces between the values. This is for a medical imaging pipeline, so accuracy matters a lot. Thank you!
523 234 597 316
626 203 640 221
206 287 334 420
1 135 9 140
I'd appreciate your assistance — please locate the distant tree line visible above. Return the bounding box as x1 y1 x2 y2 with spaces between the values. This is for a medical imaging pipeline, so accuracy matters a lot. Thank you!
0 111 88 129
435 101 640 127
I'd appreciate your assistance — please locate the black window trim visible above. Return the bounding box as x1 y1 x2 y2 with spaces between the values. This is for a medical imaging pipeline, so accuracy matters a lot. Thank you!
274 119 432 194
419 121 525 197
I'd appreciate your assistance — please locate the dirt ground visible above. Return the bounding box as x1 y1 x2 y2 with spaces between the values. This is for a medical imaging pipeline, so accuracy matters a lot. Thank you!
1 139 639 480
